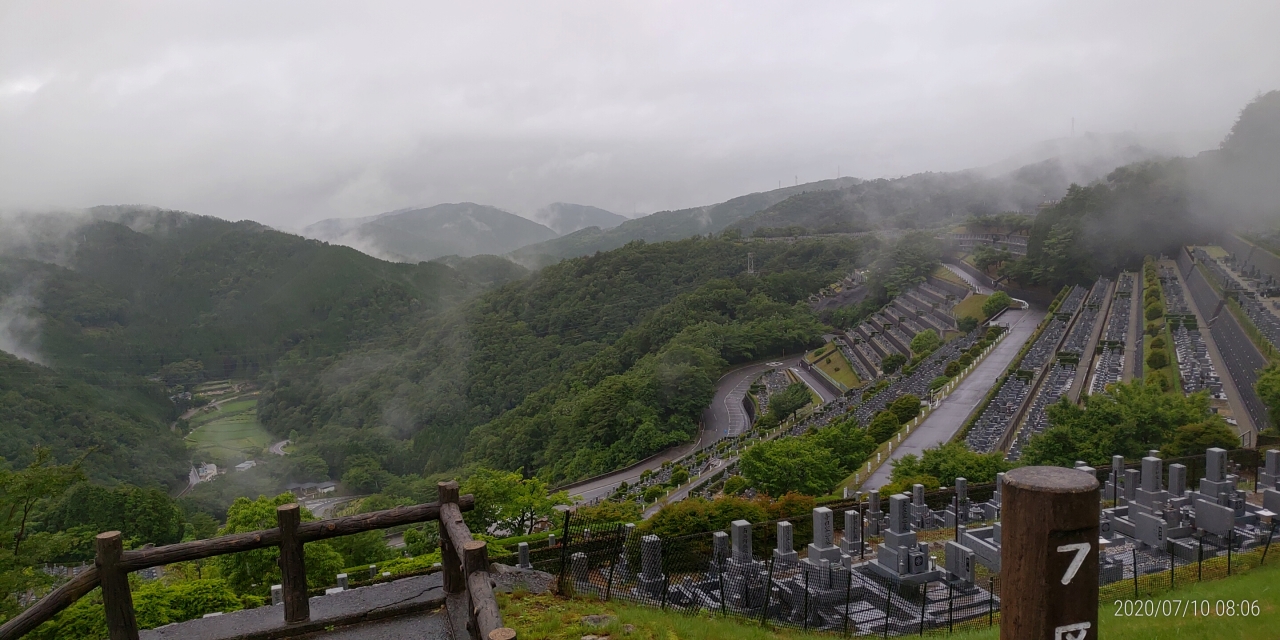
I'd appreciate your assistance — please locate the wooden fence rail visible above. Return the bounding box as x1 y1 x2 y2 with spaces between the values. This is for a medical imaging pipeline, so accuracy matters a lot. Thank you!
0 483 513 640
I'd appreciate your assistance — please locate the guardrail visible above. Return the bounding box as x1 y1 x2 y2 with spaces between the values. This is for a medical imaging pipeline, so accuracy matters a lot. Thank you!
0 483 516 640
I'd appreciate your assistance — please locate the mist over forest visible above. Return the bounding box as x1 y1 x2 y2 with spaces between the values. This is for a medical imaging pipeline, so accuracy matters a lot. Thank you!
1 5 1279 635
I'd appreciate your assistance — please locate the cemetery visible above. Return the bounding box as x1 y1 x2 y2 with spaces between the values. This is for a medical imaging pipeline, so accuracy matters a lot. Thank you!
536 447 1279 637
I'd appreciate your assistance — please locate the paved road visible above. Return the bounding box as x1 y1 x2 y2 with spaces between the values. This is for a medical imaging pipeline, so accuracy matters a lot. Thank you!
862 308 1045 489
791 363 842 404
302 495 363 519
269 440 289 455
943 263 991 294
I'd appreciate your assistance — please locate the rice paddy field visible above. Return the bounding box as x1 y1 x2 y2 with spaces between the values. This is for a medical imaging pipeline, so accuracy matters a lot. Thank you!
185 396 271 465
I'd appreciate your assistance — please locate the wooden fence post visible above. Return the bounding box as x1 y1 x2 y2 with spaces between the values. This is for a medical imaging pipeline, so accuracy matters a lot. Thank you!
1000 466 1100 640
439 480 465 594
277 503 309 624
96 532 138 640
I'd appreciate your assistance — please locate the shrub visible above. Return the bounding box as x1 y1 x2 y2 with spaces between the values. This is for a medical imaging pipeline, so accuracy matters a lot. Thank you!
643 485 665 503
1146 349 1169 370
887 394 922 423
1145 302 1164 321
910 330 941 356
868 411 902 443
944 360 962 377
1146 322 1160 337
1149 336 1165 350
958 353 974 366
982 291 1012 318
881 353 906 374
722 475 750 496
957 316 979 333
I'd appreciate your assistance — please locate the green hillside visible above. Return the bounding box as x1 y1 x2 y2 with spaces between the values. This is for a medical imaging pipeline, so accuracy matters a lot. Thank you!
0 352 187 488
1004 90 1280 289
508 179 859 265
259 236 874 483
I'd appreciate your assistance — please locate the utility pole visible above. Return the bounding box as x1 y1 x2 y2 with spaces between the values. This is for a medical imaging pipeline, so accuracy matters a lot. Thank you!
747 253 755 276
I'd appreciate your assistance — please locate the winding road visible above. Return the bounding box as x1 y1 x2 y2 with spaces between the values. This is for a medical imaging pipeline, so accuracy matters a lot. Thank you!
564 355 818 504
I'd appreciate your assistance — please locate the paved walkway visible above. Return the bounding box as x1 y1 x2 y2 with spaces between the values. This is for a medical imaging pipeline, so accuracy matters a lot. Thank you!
862 308 1044 489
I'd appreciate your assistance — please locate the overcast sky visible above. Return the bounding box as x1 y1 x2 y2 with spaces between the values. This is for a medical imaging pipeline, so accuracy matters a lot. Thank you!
2 1 1278 229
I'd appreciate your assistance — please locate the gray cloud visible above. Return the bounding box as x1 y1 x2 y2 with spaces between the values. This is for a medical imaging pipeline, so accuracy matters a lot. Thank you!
1 1 1277 228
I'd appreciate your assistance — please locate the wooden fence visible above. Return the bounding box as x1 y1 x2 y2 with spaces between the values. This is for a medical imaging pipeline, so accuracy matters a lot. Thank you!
0 481 516 640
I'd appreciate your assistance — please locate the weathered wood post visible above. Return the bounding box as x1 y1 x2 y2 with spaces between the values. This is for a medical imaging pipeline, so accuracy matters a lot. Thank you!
96 531 139 640
438 480 465 594
1001 466 1100 640
276 503 310 624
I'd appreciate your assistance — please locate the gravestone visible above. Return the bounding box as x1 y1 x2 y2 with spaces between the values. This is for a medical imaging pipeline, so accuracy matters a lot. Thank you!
807 507 841 563
1258 450 1280 490
730 520 752 563
944 540 976 584
638 535 665 596
1168 464 1187 497
517 542 532 569
774 522 797 565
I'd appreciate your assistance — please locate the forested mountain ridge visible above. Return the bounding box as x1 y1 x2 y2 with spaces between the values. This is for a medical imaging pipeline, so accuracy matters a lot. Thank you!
258 236 875 483
1004 90 1280 288
302 202 559 263
507 179 860 265
0 208 482 377
530 202 627 235
0 351 187 488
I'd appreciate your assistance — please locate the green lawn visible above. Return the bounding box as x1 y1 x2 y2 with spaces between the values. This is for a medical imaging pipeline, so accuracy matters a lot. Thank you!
952 293 990 322
811 342 862 389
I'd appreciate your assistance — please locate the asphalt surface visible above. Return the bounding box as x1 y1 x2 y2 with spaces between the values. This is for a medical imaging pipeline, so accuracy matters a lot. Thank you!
269 439 289 455
943 263 991 294
1185 266 1271 436
862 308 1045 489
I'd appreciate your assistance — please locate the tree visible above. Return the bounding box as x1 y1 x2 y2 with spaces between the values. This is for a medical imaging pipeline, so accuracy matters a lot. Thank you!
1146 349 1169 370
1256 366 1280 430
944 361 962 377
208 494 344 594
460 468 571 537
982 291 1013 318
889 442 1012 489
880 353 906 374
868 411 902 443
0 448 85 556
403 525 440 557
887 394 922 424
639 495 769 540
910 330 941 357
1161 418 1239 457
957 316 979 333
811 418 876 472
1145 302 1164 321
1021 382 1212 467
739 438 842 497
722 475 750 496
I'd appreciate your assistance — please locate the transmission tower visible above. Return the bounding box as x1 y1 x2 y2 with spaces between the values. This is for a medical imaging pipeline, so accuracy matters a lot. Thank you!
747 252 756 276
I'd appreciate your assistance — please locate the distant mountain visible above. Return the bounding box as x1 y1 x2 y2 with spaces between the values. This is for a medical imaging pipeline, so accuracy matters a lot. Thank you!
531 203 626 235
304 203 558 263
509 178 860 266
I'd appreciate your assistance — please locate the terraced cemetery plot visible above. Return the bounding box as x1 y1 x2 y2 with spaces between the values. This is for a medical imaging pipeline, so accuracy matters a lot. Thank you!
810 343 862 388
